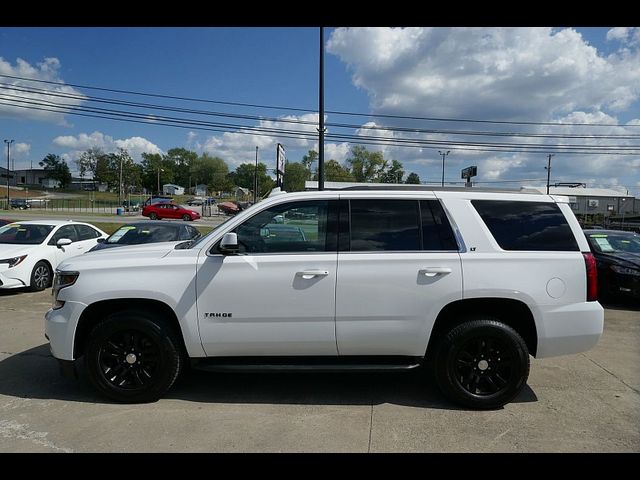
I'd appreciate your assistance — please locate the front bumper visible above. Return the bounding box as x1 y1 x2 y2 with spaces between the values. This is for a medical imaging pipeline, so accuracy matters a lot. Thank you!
44 300 87 361
0 271 26 289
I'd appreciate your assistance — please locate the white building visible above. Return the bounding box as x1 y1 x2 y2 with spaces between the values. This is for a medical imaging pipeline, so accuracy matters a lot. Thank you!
162 183 184 195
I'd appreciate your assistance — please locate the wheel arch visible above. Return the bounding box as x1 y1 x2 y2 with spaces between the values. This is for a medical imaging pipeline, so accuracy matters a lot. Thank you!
73 298 188 359
30 258 54 287
426 297 538 358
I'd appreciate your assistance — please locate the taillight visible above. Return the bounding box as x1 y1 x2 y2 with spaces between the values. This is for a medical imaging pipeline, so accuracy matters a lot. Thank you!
583 253 598 302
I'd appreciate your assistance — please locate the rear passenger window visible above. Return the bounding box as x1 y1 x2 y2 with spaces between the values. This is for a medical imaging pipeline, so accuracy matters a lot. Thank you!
421 200 458 250
472 200 579 251
350 200 420 251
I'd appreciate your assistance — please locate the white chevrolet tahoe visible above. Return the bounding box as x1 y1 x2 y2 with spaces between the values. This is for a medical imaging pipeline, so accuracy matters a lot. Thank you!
45 188 603 409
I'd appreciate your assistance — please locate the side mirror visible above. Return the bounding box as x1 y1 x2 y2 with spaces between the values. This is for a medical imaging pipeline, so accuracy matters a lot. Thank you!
219 232 239 255
56 238 72 249
97 237 106 243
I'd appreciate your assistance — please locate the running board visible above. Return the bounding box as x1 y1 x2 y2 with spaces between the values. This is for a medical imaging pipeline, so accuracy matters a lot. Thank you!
191 356 423 373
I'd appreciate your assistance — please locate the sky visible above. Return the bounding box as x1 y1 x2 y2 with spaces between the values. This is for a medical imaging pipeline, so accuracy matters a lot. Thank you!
1 27 639 196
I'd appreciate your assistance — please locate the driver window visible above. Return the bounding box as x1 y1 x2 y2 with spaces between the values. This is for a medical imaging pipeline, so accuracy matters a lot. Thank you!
48 225 78 245
233 200 331 254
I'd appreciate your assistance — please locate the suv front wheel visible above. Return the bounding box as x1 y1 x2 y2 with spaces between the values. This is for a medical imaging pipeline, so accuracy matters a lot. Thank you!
84 310 183 403
434 318 530 410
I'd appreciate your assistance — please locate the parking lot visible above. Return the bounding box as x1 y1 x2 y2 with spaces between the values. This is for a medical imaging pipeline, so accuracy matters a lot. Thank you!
0 288 638 452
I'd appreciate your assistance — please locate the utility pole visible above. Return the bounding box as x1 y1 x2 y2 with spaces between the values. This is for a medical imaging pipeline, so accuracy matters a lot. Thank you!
318 26 325 191
118 155 123 207
4 139 14 210
545 154 554 195
439 150 450 187
254 146 259 203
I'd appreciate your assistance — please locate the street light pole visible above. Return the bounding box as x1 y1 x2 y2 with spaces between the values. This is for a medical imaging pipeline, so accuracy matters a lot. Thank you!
318 26 325 191
4 139 14 210
438 150 450 187
545 154 554 195
157 166 161 196
254 146 259 203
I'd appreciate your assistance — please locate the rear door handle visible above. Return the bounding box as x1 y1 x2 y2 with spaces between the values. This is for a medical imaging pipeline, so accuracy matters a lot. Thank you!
298 270 329 279
419 267 452 277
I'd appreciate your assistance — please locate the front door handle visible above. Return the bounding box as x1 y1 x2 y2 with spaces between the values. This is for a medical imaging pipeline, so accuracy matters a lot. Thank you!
419 267 452 277
298 270 329 279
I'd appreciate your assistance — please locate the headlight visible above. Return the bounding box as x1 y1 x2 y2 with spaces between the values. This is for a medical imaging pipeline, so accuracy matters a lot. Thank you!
52 270 79 309
610 265 640 276
0 255 27 268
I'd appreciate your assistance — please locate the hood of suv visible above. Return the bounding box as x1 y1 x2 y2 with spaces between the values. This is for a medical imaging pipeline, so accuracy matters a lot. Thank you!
59 242 180 271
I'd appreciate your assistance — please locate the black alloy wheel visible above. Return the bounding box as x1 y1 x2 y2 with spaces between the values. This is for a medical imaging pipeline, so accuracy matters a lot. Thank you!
85 311 183 403
182 214 191 221
434 319 530 409
149 212 158 220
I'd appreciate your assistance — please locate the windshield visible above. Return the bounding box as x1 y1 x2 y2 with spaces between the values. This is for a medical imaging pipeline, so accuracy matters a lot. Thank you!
587 233 640 254
0 223 55 245
107 225 179 244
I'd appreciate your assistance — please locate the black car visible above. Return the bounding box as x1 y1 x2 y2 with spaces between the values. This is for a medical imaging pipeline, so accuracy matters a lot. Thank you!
88 221 201 252
584 229 640 302
9 199 30 210
0 219 12 227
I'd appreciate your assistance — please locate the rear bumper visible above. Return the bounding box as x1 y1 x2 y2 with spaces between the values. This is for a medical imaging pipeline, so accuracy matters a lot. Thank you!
536 301 604 358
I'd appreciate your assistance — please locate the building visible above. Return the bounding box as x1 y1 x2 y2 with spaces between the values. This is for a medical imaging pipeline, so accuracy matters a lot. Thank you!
193 184 208 196
163 183 185 195
520 185 638 217
14 168 48 186
0 166 17 186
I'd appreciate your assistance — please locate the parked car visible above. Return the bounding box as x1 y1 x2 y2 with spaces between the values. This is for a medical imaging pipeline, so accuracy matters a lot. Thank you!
121 200 142 212
584 229 640 301
46 189 603 408
9 199 30 210
186 198 204 206
142 203 201 221
88 221 201 252
0 220 107 291
143 196 173 206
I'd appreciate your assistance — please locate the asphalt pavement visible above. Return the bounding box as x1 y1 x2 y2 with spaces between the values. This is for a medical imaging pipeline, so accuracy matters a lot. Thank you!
0 289 638 452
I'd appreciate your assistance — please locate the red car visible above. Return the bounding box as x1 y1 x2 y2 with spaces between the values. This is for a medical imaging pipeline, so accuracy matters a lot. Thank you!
142 203 201 221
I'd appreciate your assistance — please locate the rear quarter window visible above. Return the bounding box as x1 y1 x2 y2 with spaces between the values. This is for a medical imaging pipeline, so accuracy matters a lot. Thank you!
472 200 579 251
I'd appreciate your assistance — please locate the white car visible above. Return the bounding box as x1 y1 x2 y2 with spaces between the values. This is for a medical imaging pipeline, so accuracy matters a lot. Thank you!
0 220 107 291
46 189 604 409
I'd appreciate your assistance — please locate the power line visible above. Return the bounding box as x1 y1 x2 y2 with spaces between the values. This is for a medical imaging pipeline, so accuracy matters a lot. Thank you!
3 72 640 129
3 95 640 156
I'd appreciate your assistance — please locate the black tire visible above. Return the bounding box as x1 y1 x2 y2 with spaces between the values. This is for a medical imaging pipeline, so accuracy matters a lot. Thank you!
182 214 191 221
433 318 530 410
84 310 184 403
29 261 52 291
149 212 158 220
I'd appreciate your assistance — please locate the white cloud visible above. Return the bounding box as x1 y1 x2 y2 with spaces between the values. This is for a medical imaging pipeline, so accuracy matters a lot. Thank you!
52 131 162 165
606 27 630 42
328 27 640 118
327 27 640 192
0 57 86 124
13 142 30 156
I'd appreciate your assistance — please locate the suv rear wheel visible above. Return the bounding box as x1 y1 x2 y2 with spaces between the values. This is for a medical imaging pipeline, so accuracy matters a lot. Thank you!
84 310 183 403
433 318 529 409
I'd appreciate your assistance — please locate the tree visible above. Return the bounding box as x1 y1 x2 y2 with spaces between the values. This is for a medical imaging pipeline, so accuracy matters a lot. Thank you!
346 146 387 182
380 159 405 183
233 163 274 196
40 153 72 188
319 159 354 182
405 172 421 184
191 153 231 193
283 161 311 192
165 148 198 188
301 150 318 173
